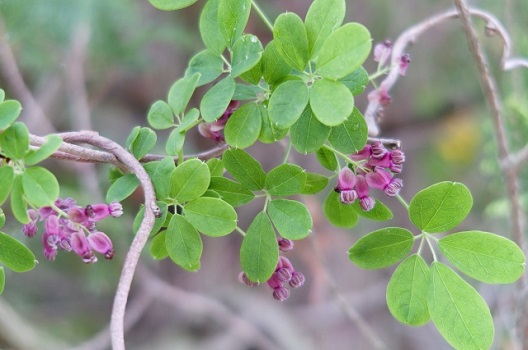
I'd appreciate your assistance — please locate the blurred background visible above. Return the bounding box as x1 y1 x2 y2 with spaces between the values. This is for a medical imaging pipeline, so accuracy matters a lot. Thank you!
0 0 527 349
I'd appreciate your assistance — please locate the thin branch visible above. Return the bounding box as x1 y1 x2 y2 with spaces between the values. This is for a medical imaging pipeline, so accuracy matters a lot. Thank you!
502 143 528 172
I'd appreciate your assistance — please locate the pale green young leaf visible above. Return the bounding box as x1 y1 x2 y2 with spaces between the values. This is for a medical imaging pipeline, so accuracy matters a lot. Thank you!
231 34 263 78
328 107 368 153
352 199 393 221
165 129 185 156
268 80 309 129
316 23 372 80
265 163 306 196
170 159 210 202
125 126 140 150
240 211 279 283
0 209 5 228
22 166 59 207
168 73 200 116
0 122 29 160
224 103 261 149
199 0 225 55
203 189 221 198
305 0 345 58
348 227 414 269
340 66 369 95
184 197 237 237
316 146 338 171
262 40 291 86
439 231 525 284
310 79 354 126
273 12 309 71
200 76 236 122
147 100 174 130
10 176 29 224
177 108 200 131
301 172 328 195
166 214 203 271
323 190 358 228
150 231 169 260
133 201 169 236
23 135 62 165
0 266 4 295
106 173 140 203
409 181 473 233
153 157 176 199
148 0 198 11
185 50 224 86
218 0 251 49
387 255 430 326
428 262 494 350
0 89 5 103
268 199 312 240
206 158 224 177
208 176 254 207
129 127 157 160
290 106 331 154
0 231 37 272
0 166 14 205
258 104 288 144
222 148 266 191
0 100 22 130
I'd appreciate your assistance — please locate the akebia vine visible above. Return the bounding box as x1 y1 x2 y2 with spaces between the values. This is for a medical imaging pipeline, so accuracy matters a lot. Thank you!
0 0 526 349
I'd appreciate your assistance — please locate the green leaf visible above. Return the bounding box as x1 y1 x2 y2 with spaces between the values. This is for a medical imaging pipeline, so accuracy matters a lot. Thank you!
170 159 211 203
199 0 226 56
10 176 29 224
339 66 369 95
265 163 306 196
323 190 358 228
290 106 331 153
352 199 393 221
305 0 345 58
328 107 368 153
153 157 176 199
310 79 354 126
184 197 237 237
148 0 198 11
147 100 174 130
386 255 430 326
0 100 22 130
125 126 140 150
200 76 236 122
165 129 185 156
258 104 288 143
428 262 494 350
23 135 62 165
0 231 37 272
206 158 224 177
348 227 414 269
22 167 59 207
233 84 261 100
0 209 5 228
150 231 169 260
209 176 254 207
316 146 338 171
203 189 221 198
316 23 372 80
438 231 525 284
301 172 328 195
273 12 309 71
262 40 291 85
0 166 14 205
106 174 140 203
240 211 279 283
222 148 266 191
268 80 309 129
0 266 4 294
166 214 202 271
177 108 200 131
218 0 251 49
0 89 4 103
224 103 261 149
133 201 169 236
128 127 157 160
168 73 200 116
231 34 263 78
185 50 224 86
239 62 263 85
268 199 312 240
409 181 473 233
0 122 29 160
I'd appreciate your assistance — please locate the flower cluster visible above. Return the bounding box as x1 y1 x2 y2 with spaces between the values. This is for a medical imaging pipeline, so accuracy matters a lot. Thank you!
22 198 123 263
239 238 305 301
335 141 405 210
198 100 239 143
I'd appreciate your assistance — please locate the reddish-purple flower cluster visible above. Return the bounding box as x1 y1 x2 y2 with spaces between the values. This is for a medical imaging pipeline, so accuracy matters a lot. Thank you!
239 238 305 301
335 142 405 210
198 100 239 143
22 198 123 263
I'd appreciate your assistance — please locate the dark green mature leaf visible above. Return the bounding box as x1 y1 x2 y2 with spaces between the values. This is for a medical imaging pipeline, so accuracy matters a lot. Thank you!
387 255 430 326
168 73 200 116
266 163 306 196
268 80 309 129
186 50 224 86
0 122 29 160
0 266 4 294
262 40 291 85
273 12 309 71
133 201 169 236
310 79 354 126
239 61 263 85
22 167 59 207
24 135 62 165
240 211 279 283
209 176 254 207
10 176 29 224
148 0 198 11
218 0 251 49
305 0 345 58
0 166 14 205
439 231 525 284
128 127 157 160
323 190 358 228
409 182 473 233
301 172 328 195
166 214 203 271
170 158 211 202
0 100 22 130
106 173 139 203
231 34 263 78
200 76 236 122
352 199 393 221
316 23 372 80
290 106 331 153
233 84 261 100
150 231 169 260
428 262 494 350
316 146 338 171
153 157 176 199
147 100 174 130
328 107 368 153
224 103 262 149
184 197 237 236
223 148 266 191
268 199 312 240
339 66 369 95
258 104 288 143
0 231 37 272
348 227 414 269
199 0 225 56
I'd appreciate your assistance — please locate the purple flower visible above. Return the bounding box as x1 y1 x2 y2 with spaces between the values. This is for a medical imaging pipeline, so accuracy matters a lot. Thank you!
109 202 123 217
239 272 256 287
371 141 388 159
368 86 392 107
198 123 225 143
373 40 392 66
272 287 290 301
22 210 39 237
355 175 375 211
366 167 403 197
399 53 411 76
278 238 294 252
87 231 114 259
275 267 292 282
289 272 305 288
390 149 405 164
71 231 96 263
335 167 358 205
350 145 372 161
